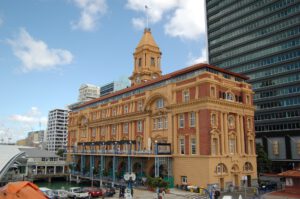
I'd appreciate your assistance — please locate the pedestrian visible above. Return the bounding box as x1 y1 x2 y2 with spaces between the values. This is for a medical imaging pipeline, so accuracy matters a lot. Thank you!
214 190 220 199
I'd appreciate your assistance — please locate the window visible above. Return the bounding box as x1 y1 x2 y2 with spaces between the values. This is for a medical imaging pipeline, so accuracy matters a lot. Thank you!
244 162 253 172
212 138 218 155
179 138 185 155
101 110 106 118
179 114 185 128
151 57 155 66
181 176 187 184
190 112 195 127
138 58 142 67
211 113 217 127
228 115 235 129
92 128 96 137
246 95 250 104
124 105 129 113
272 140 279 155
137 120 143 132
112 125 116 135
137 100 143 111
226 92 234 101
100 127 106 136
164 116 168 129
229 138 236 154
183 90 190 102
123 123 129 133
112 108 117 116
153 119 157 130
211 86 216 97
191 138 196 155
156 98 164 109
136 76 141 83
157 118 163 129
216 163 227 174
297 140 300 155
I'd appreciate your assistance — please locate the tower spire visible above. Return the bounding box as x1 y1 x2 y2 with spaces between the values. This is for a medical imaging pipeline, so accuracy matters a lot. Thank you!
145 5 149 29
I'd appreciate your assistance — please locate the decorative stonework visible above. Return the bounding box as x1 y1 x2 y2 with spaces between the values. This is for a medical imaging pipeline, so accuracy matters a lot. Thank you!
211 111 218 128
228 114 235 129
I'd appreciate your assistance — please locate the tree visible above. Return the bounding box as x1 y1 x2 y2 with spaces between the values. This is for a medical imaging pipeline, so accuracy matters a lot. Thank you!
56 149 65 157
256 143 271 174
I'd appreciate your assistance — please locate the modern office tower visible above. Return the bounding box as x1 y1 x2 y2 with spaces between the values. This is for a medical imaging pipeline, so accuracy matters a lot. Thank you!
78 84 100 102
67 29 257 189
47 109 68 152
100 78 131 97
206 0 300 171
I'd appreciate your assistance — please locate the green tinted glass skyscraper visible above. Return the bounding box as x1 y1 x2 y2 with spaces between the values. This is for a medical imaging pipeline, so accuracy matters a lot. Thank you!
206 0 300 171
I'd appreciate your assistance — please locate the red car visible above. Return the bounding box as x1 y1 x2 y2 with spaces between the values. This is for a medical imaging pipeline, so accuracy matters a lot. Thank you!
82 187 103 197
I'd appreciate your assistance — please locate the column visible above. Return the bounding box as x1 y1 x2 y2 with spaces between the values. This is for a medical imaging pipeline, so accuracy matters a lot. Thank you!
54 166 56 174
35 165 38 175
62 166 65 174
173 114 178 154
236 115 241 154
45 166 47 174
220 112 225 155
195 85 199 99
240 115 245 155
167 112 172 144
224 113 228 154
145 116 151 150
195 111 200 155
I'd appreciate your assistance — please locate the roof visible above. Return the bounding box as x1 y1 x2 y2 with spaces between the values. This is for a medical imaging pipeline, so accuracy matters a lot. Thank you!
0 181 47 199
136 28 159 49
0 145 24 176
278 169 300 178
19 148 59 158
73 63 249 110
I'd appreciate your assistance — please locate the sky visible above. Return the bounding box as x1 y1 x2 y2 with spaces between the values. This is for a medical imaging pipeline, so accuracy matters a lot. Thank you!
0 0 207 142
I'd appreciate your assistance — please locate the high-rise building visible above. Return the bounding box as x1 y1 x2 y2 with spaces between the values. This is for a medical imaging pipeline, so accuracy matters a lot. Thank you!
78 84 100 102
47 109 68 152
206 0 300 171
67 29 257 189
100 78 130 97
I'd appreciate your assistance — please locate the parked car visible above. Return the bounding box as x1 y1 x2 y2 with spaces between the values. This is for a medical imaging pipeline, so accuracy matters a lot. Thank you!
82 187 104 198
39 187 54 199
68 187 89 198
52 189 69 199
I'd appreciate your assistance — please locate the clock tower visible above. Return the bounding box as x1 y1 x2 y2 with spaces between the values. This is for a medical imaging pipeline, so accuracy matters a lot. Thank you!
129 28 162 86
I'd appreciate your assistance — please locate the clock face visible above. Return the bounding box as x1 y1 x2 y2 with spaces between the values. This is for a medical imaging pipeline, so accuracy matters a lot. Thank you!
228 115 235 128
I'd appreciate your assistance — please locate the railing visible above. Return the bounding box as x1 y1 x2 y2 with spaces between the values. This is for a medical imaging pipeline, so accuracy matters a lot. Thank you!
67 149 157 155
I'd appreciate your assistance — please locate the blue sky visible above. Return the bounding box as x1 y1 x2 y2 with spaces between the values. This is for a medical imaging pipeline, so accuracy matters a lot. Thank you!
0 0 207 142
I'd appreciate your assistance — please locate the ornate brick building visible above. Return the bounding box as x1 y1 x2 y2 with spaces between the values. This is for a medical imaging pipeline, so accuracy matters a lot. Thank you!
67 28 257 190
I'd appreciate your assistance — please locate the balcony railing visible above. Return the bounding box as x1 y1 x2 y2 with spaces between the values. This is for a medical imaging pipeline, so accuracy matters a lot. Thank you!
67 149 158 155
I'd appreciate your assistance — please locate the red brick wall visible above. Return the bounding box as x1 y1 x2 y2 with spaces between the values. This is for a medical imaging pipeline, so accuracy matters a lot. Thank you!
190 87 196 100
176 91 182 103
199 110 210 155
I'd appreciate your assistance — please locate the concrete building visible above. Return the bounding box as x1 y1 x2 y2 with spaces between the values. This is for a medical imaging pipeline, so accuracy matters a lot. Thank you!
78 84 100 102
67 29 257 190
46 109 68 152
100 78 130 97
205 0 300 171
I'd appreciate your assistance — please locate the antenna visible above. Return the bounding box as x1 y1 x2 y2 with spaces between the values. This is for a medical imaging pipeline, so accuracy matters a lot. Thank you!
145 5 149 29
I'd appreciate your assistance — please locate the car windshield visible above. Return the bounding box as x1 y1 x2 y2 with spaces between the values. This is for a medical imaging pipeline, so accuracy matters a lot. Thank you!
73 188 81 192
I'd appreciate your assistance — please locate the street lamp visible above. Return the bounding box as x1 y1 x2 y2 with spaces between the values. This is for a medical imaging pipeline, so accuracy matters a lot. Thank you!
154 140 159 199
112 141 117 188
91 166 94 187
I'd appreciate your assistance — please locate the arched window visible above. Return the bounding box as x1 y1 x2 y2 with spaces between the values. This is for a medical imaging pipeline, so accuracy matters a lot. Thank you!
225 92 234 101
211 113 217 128
216 163 227 174
243 162 253 172
156 98 164 109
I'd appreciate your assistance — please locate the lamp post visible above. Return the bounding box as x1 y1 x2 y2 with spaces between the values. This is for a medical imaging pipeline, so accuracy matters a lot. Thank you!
100 142 104 188
154 140 159 199
127 141 133 196
91 166 94 187
112 141 117 188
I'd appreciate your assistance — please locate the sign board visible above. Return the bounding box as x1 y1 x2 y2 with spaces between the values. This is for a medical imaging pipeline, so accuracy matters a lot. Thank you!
157 143 171 154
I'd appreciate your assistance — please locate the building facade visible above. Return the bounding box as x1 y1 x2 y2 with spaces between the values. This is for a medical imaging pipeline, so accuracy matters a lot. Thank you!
205 0 300 171
47 109 68 152
67 29 257 190
100 79 131 97
78 84 100 102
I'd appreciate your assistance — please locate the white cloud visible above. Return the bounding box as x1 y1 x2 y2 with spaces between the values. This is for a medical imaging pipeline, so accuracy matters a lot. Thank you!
9 107 48 127
126 0 206 40
187 48 207 65
71 0 107 31
7 28 73 72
